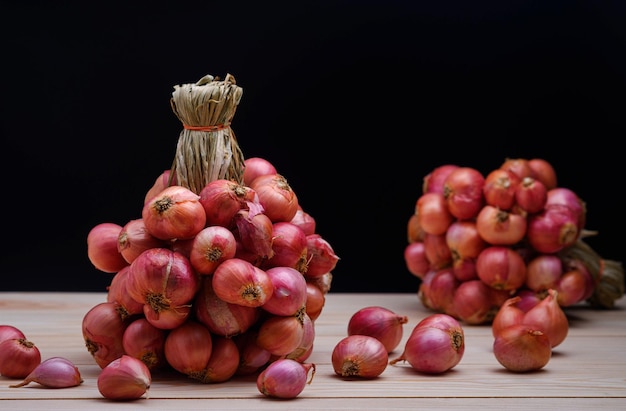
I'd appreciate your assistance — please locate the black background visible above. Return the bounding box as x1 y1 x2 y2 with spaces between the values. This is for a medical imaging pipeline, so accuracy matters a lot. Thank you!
2 1 625 293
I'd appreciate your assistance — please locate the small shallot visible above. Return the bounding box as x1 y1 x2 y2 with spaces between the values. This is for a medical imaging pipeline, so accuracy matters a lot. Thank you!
331 335 388 379
390 313 464 374
257 358 316 399
0 338 41 379
142 185 206 241
10 357 83 388
347 306 408 353
97 355 151 401
493 324 551 372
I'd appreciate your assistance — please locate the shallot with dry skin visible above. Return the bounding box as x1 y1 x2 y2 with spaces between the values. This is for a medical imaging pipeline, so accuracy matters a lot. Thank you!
331 335 388 379
97 355 151 401
0 337 41 379
10 357 83 388
347 306 408 353
390 313 465 374
256 358 316 399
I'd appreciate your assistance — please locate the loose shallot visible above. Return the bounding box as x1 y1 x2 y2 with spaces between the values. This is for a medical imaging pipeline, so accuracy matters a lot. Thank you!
10 357 82 388
331 335 388 378
257 358 316 399
97 355 152 401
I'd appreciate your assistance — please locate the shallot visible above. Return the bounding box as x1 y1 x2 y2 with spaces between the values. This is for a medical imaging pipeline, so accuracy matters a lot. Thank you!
97 355 151 401
10 357 82 388
0 338 41 379
257 358 315 399
493 324 551 372
390 313 464 374
331 335 388 378
347 306 408 353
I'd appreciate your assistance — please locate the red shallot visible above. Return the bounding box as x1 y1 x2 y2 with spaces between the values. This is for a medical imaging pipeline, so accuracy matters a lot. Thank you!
9 357 82 388
331 335 388 378
257 358 315 399
97 354 151 401
347 306 408 353
390 313 464 374
493 324 551 372
0 337 41 379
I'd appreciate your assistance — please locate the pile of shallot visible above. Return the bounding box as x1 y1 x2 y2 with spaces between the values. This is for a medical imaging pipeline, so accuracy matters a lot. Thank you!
405 157 624 326
85 156 338 400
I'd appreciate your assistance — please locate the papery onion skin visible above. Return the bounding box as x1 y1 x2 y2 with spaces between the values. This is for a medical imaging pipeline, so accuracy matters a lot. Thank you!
347 306 408 353
493 324 551 372
331 335 388 379
257 358 316 399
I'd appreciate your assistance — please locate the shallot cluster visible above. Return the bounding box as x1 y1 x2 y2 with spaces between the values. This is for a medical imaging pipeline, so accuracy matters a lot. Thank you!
405 157 622 326
85 156 338 399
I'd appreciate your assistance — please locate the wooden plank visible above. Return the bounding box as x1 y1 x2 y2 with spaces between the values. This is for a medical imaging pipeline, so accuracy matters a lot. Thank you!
1 292 625 409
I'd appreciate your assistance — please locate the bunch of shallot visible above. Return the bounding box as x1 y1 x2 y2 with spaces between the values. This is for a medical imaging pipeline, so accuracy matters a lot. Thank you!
85 156 338 400
405 157 624 327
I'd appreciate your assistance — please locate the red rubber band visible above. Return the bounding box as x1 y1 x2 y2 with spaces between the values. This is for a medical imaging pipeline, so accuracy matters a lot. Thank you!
183 123 229 131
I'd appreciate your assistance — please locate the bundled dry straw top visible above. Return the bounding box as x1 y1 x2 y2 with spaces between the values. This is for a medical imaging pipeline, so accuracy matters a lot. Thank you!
170 73 245 194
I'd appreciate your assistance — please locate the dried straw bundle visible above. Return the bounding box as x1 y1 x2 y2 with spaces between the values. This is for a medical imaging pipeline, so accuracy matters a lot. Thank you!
559 237 625 309
170 73 245 194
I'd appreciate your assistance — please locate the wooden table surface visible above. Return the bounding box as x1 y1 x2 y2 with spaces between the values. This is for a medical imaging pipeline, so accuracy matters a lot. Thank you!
0 291 624 410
